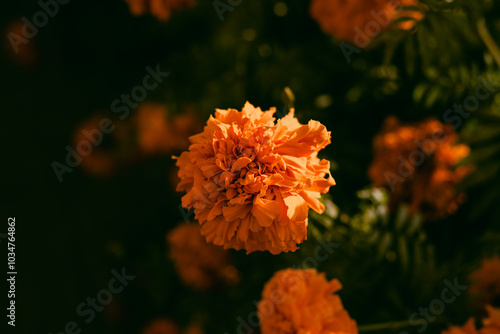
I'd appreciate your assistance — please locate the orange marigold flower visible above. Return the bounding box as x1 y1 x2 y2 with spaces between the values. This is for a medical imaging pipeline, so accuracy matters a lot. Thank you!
175 102 335 254
142 318 179 334
469 256 500 309
257 268 357 334
368 116 471 220
135 103 202 156
167 223 240 290
310 0 424 46
125 0 196 21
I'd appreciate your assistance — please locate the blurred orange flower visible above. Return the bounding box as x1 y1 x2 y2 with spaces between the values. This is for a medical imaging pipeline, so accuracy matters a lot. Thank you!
176 102 335 254
125 0 196 21
469 256 500 309
135 103 174 155
74 112 132 176
310 0 424 46
142 318 179 334
5 20 38 68
258 268 357 334
135 103 202 156
167 223 240 290
368 116 471 220
442 305 500 334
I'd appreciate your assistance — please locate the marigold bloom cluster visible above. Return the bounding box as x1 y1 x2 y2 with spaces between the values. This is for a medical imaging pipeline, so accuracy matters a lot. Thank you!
469 256 500 309
257 268 357 334
167 224 240 290
310 0 424 45
368 116 471 220
125 0 196 21
442 305 500 334
176 102 335 254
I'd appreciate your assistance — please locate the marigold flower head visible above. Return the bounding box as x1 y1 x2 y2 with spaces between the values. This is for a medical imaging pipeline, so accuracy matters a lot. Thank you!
167 223 240 290
258 268 357 334
125 0 196 21
176 102 335 254
142 318 179 334
469 256 500 309
310 0 424 46
368 116 471 220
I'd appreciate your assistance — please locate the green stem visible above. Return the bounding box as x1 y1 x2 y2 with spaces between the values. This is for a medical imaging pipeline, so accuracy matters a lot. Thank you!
358 320 410 332
477 17 500 69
